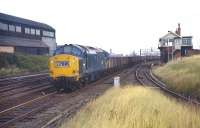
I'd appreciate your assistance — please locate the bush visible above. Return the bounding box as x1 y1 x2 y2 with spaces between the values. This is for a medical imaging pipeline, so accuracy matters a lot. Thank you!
0 53 17 68
0 53 49 76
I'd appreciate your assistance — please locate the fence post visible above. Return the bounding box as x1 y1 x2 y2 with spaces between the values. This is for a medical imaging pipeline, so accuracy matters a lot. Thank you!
114 76 120 87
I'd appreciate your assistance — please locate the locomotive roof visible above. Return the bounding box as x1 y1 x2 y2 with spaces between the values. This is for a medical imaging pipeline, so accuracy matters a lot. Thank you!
69 44 108 54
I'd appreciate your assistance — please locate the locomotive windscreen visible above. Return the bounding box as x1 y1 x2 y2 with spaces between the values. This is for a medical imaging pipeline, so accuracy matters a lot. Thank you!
54 45 83 57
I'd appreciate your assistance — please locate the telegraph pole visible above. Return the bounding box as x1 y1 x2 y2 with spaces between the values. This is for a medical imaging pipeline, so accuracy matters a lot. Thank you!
168 39 169 62
172 49 173 61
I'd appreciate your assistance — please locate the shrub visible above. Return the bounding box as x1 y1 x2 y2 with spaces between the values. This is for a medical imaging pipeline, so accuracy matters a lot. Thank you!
0 53 49 76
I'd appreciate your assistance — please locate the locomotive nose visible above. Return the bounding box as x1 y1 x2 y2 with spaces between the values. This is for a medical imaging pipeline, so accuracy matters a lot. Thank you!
48 54 80 80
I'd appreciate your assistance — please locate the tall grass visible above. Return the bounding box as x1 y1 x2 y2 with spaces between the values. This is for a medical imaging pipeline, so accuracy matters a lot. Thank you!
0 53 49 76
61 86 200 128
153 55 200 99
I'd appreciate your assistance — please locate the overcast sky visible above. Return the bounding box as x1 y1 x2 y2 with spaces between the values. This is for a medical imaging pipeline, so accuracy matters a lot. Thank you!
0 0 200 54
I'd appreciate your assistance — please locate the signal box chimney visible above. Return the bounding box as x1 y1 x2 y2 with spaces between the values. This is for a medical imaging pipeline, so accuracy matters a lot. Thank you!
177 23 181 36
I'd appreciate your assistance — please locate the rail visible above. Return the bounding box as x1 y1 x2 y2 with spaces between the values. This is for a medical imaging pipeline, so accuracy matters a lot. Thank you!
135 63 200 106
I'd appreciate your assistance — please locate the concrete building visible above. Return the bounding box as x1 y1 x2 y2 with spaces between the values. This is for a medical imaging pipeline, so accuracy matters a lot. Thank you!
0 12 56 55
158 23 193 62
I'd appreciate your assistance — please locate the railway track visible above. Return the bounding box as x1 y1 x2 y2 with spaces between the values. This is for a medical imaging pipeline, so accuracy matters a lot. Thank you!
0 73 48 82
135 62 200 106
0 65 138 128
0 73 55 128
0 73 51 100
0 92 56 128
0 73 49 90
0 73 54 111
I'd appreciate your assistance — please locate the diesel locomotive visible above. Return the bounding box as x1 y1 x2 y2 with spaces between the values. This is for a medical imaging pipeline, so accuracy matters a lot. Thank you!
49 44 110 91
48 44 157 91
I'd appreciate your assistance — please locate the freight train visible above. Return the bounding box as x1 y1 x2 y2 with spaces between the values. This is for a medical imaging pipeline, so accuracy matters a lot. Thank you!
48 44 158 91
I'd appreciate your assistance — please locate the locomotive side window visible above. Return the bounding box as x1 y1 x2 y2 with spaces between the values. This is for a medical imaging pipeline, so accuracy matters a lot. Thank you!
54 47 63 55
72 47 82 56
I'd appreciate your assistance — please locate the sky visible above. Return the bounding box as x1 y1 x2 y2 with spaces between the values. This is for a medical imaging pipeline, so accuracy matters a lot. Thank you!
0 0 200 55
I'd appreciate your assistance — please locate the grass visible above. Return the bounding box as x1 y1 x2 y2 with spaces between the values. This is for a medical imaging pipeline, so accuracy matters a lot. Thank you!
0 53 49 76
61 86 200 128
153 55 200 99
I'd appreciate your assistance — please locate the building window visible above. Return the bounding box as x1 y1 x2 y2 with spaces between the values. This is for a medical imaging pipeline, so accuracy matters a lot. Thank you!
43 30 54 37
185 40 188 44
30 28 35 35
0 22 8 31
183 39 186 45
25 27 30 34
9 24 15 32
36 29 40 36
16 26 21 32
